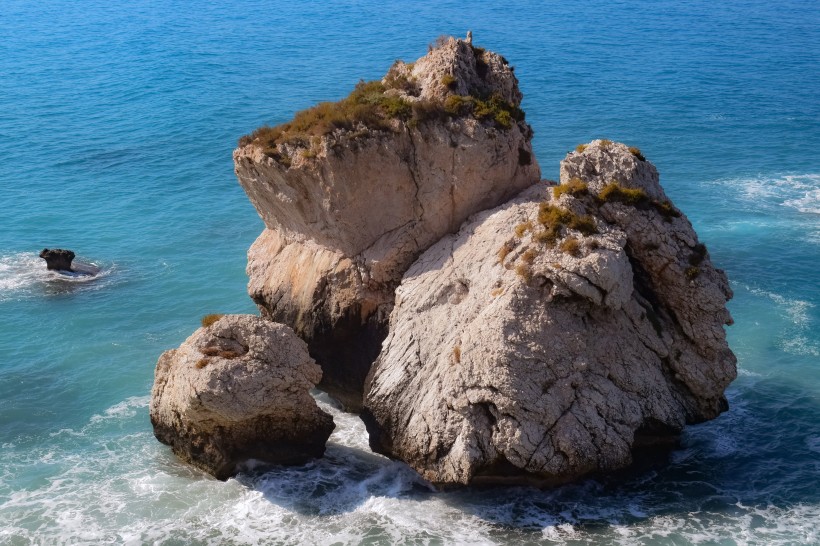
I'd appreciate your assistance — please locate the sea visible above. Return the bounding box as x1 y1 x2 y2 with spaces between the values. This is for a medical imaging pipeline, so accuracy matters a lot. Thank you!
1 0 819 544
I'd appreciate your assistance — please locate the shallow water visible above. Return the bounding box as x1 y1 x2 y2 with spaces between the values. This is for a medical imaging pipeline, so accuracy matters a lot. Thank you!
1 0 819 543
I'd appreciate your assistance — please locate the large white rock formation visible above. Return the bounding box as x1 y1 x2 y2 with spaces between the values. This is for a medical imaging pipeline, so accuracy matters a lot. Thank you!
234 37 540 408
362 141 736 486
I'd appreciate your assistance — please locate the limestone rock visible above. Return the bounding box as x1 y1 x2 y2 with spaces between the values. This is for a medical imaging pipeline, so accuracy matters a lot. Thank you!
150 314 334 479
235 37 540 408
385 36 522 106
39 248 75 271
362 142 736 486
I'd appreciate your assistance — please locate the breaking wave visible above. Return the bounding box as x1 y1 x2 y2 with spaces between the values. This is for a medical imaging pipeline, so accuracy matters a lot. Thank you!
2 389 820 545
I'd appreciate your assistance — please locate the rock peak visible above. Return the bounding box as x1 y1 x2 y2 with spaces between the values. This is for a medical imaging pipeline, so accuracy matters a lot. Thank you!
384 35 522 106
237 37 526 168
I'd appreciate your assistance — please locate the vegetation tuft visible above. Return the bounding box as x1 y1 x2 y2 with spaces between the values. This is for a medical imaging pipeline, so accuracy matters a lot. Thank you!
599 182 649 206
238 80 413 156
628 146 646 161
384 66 417 94
598 182 681 219
560 237 581 257
444 93 524 129
515 263 532 282
242 73 524 162
653 200 681 219
521 249 537 264
202 345 244 360
535 202 598 247
575 144 587 153
218 350 242 359
497 242 514 263
553 178 589 199
201 314 224 328
441 74 457 89
685 266 700 280
514 221 533 238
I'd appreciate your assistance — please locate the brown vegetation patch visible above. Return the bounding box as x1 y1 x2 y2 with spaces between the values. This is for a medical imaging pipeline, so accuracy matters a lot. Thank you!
514 221 533 237
685 266 700 280
553 178 589 199
441 74 457 89
598 182 682 220
560 237 581 257
443 93 524 129
497 241 514 263
515 263 532 282
599 182 649 206
201 314 224 328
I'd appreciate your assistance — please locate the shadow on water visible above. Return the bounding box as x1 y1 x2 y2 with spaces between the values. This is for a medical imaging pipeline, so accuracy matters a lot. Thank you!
241 373 820 537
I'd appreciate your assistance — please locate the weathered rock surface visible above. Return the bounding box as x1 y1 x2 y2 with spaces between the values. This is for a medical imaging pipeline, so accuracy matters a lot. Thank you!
39 248 75 271
362 141 736 486
235 37 540 408
150 314 334 479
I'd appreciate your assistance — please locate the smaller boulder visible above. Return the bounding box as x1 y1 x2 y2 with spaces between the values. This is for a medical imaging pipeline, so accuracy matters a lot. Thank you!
150 314 334 479
39 248 75 271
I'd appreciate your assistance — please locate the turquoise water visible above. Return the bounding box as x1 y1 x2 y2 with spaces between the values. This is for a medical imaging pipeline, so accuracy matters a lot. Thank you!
2 0 819 543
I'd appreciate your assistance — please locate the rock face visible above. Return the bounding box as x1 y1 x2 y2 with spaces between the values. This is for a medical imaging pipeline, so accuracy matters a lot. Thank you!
39 248 74 271
150 314 334 480
362 141 736 486
235 37 540 409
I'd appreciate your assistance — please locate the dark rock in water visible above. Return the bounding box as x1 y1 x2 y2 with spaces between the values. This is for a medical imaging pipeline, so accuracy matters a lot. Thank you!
39 248 75 271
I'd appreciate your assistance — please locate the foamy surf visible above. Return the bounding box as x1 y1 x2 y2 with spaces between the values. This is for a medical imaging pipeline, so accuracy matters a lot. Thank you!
2 388 819 545
0 252 116 301
707 173 820 213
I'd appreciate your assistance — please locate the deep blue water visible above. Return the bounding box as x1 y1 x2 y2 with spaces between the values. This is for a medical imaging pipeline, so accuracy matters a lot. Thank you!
1 0 819 543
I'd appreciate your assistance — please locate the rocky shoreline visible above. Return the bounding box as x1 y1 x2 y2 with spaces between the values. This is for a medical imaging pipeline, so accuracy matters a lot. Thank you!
150 36 736 485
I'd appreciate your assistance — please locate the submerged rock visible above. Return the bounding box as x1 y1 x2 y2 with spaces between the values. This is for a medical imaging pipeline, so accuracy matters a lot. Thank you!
39 248 75 271
150 314 334 479
362 141 736 487
235 37 540 409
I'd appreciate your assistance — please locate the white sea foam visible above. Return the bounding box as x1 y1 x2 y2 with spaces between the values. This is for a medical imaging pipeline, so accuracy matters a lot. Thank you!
706 174 820 244
709 173 820 212
3 380 820 544
747 287 815 328
736 283 819 358
0 252 117 301
89 396 151 424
